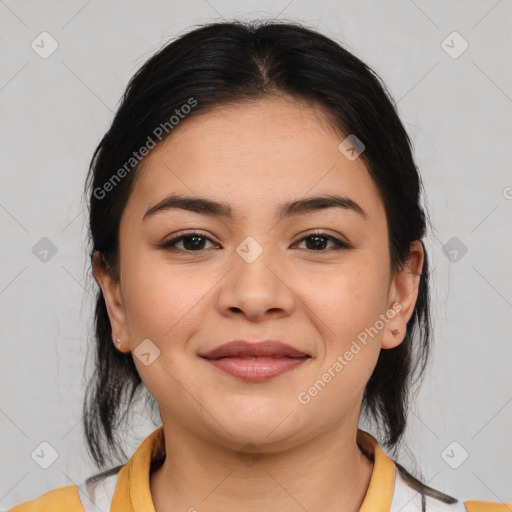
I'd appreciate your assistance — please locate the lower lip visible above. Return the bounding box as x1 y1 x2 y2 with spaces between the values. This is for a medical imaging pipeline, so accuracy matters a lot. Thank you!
201 356 309 382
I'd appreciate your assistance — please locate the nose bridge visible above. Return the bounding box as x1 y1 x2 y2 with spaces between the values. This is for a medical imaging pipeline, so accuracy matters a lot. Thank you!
233 234 280 289
235 235 267 266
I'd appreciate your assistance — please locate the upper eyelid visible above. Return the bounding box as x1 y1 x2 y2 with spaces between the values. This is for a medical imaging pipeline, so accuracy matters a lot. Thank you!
163 230 218 244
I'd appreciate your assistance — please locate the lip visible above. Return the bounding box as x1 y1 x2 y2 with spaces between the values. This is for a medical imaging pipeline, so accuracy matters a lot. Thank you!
199 340 311 382
199 340 309 359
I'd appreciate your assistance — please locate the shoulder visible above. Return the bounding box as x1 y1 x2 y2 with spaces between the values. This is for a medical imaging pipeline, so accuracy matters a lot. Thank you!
391 463 512 512
464 502 512 512
7 486 83 512
7 465 122 512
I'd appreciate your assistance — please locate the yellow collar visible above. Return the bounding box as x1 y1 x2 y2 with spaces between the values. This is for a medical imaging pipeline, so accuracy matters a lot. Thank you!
357 428 396 512
112 426 395 511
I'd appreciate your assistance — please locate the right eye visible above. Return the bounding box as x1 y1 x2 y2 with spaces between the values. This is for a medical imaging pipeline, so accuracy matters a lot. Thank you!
159 231 220 252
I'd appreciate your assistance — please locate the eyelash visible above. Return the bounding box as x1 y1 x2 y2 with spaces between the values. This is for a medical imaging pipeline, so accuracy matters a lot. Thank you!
159 230 351 253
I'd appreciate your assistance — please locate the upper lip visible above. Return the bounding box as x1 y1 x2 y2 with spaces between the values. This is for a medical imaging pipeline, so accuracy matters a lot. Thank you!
199 340 310 359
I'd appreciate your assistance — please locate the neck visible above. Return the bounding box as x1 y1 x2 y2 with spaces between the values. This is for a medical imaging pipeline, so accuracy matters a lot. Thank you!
150 418 374 512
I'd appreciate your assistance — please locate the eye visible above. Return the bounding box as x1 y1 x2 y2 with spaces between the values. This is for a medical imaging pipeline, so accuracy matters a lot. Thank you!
159 231 219 252
294 231 350 252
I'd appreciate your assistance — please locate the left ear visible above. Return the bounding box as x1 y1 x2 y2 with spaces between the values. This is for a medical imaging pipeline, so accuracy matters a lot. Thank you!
382 240 424 349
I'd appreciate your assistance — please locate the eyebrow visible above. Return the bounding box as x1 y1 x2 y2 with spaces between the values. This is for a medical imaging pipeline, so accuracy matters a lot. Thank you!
142 193 367 222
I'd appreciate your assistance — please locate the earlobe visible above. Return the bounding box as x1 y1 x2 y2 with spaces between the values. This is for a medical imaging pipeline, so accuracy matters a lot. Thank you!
381 241 424 350
92 251 129 352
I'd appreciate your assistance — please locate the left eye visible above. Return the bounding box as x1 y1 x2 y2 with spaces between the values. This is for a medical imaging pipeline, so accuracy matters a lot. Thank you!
294 232 350 251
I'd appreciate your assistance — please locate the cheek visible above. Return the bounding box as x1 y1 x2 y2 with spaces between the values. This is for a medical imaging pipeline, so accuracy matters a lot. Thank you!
120 247 211 342
295 261 389 408
119 251 211 399
303 259 390 345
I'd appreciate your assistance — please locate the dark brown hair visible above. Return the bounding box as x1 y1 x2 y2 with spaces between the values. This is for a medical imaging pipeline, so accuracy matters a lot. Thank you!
83 18 439 498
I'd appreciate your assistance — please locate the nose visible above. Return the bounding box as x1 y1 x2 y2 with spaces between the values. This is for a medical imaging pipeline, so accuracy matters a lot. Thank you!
215 237 296 322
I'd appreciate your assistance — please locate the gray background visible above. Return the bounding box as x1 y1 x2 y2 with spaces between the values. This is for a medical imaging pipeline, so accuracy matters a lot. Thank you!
1 0 511 508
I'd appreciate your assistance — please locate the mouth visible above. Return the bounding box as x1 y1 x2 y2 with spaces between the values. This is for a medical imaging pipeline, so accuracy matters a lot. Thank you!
199 340 310 359
199 340 311 382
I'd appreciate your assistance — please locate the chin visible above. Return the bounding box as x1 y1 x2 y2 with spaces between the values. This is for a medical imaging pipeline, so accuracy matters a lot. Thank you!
206 404 309 450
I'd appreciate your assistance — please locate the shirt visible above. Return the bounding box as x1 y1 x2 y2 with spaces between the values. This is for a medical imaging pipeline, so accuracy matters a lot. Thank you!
8 426 511 512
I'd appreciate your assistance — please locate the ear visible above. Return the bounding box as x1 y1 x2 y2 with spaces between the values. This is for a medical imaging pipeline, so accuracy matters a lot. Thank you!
381 240 424 349
92 251 130 353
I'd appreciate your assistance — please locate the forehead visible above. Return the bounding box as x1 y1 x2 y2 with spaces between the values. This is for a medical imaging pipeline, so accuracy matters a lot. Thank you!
124 96 385 223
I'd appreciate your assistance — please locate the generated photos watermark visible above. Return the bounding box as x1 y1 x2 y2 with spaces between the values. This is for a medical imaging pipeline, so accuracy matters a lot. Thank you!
297 301 403 405
93 97 197 200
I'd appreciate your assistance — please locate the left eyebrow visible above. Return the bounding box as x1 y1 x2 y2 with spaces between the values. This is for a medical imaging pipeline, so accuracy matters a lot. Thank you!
142 193 367 221
276 195 367 220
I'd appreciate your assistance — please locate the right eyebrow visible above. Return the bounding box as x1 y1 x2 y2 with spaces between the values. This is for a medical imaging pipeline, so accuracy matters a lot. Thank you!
143 194 232 221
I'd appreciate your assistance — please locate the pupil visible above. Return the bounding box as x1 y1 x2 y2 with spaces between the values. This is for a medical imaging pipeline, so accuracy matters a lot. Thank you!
307 235 327 250
184 235 204 250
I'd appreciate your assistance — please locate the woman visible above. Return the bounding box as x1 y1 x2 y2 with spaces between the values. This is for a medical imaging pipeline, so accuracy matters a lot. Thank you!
9 20 510 512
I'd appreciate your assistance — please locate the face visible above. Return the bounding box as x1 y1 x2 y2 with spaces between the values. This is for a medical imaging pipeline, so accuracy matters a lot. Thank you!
95 95 423 452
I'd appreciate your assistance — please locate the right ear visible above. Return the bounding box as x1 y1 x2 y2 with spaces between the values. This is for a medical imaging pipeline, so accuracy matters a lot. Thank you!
92 251 130 353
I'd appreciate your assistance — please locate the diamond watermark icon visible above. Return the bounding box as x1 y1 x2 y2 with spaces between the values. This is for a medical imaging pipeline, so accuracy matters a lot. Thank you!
134 338 161 366
31 31 59 59
441 31 469 59
236 236 263 264
31 441 59 469
32 237 58 263
236 443 262 468
441 441 469 469
442 237 468 263
338 134 365 161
